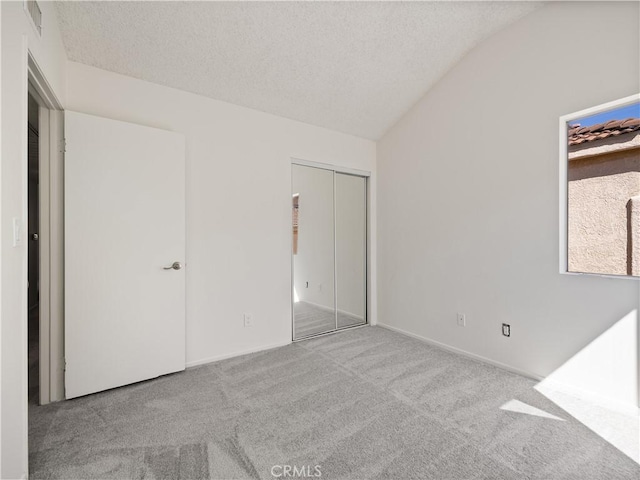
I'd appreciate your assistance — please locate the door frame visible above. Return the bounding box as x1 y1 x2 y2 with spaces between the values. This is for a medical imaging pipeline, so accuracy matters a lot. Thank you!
27 53 65 404
290 158 371 341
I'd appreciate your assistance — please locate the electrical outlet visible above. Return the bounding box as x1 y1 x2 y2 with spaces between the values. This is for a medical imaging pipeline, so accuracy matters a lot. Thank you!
457 313 466 327
243 313 253 327
502 323 511 337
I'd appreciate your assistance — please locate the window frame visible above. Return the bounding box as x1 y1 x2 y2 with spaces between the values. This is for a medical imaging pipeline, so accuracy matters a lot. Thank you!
559 93 640 278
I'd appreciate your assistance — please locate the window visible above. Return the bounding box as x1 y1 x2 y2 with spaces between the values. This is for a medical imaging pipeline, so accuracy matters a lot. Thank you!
560 95 640 277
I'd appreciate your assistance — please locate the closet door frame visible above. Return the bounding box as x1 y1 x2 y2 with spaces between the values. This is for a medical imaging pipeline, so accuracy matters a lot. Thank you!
291 158 370 341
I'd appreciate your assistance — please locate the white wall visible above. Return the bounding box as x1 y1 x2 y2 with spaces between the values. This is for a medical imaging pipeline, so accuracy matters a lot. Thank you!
1 2 67 478
65 61 376 368
1 1 3 471
377 1 640 409
1 3 3 473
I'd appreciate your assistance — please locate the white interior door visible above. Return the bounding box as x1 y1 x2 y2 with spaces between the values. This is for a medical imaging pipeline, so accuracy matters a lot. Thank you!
65 111 186 399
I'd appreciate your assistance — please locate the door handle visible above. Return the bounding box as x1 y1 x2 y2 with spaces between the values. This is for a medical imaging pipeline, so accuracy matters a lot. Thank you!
163 261 183 271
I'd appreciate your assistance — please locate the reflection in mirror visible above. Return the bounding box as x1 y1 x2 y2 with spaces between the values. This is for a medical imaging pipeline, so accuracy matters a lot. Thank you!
566 100 640 276
292 165 336 338
336 173 366 327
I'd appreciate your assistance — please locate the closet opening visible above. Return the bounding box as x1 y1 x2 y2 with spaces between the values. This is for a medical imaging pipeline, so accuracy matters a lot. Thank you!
291 160 369 340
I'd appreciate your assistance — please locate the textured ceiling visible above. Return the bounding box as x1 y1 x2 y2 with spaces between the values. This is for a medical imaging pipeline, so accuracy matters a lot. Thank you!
56 1 542 140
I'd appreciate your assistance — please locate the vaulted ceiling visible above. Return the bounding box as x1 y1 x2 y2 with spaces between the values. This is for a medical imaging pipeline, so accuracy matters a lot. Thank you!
55 1 542 140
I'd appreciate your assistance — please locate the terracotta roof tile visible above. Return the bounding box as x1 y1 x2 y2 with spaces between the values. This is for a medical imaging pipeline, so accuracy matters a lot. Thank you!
568 117 640 146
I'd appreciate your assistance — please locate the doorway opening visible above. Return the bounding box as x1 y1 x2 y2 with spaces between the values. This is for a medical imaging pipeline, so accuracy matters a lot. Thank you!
28 92 40 405
27 54 66 408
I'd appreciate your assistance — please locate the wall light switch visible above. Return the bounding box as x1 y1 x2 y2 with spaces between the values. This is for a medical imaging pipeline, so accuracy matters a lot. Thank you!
457 313 466 327
13 217 23 247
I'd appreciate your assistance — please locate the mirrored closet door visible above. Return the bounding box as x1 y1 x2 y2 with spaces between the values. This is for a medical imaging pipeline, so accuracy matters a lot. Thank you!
292 163 367 340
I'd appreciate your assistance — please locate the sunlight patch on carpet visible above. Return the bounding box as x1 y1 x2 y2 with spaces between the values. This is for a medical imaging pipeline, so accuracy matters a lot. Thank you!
500 399 565 421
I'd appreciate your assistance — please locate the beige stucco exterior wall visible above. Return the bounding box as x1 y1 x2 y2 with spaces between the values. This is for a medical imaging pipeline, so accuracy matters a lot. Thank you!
568 147 640 275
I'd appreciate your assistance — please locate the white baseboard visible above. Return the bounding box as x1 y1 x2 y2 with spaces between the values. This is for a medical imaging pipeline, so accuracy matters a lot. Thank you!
377 322 640 415
297 300 364 321
376 322 542 381
537 378 640 417
338 308 364 320
185 340 292 368
297 300 333 314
